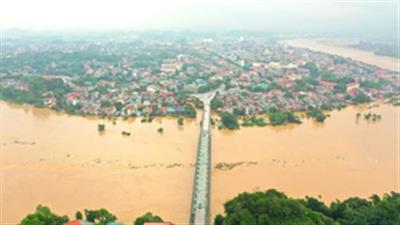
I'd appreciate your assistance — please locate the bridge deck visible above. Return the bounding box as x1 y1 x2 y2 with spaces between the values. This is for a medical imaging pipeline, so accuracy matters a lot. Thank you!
190 97 212 225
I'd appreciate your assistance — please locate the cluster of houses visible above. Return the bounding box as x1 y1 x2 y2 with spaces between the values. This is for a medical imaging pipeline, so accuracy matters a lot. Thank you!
206 39 398 114
1 36 398 117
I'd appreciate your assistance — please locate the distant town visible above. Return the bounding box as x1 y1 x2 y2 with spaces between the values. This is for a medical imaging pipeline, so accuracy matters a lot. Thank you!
1 33 399 127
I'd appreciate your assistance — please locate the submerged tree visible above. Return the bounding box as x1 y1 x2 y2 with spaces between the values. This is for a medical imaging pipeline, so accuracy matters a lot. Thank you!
134 212 163 225
219 112 239 130
97 124 106 132
75 211 83 220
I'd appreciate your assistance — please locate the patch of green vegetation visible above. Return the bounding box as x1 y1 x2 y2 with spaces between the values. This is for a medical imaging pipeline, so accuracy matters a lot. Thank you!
121 131 131 136
362 112 382 121
184 104 197 118
215 189 400 225
360 79 388 89
177 117 184 126
302 62 319 77
0 77 72 111
268 111 301 126
388 96 400 106
219 112 240 130
352 92 371 104
20 205 69 225
84 208 117 225
134 212 163 225
241 116 267 127
97 124 105 132
211 98 223 110
307 108 327 122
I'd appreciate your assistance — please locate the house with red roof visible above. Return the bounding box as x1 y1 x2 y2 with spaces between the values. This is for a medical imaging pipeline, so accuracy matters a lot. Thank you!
320 80 337 87
63 220 95 225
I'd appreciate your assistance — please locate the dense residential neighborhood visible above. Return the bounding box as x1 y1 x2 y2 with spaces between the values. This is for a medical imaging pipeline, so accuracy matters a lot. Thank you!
1 34 399 122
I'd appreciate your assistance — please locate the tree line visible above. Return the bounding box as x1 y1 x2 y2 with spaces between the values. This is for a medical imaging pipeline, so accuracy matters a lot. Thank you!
214 189 399 225
19 206 165 225
19 189 399 225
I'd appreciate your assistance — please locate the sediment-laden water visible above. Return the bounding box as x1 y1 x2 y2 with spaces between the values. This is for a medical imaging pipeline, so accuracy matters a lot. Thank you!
1 101 398 224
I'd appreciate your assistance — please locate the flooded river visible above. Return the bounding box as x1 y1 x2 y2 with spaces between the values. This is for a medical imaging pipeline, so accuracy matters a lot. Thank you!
1 101 399 224
286 39 400 72
1 101 199 224
211 104 399 218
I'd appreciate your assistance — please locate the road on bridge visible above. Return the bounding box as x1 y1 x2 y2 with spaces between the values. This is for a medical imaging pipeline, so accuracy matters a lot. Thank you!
189 91 216 225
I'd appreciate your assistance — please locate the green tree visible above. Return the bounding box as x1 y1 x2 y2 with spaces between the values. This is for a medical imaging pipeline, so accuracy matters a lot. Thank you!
211 98 223 110
115 102 124 111
101 100 111 108
306 108 327 122
133 212 163 225
303 62 319 77
184 104 197 118
75 211 83 220
352 92 371 104
301 197 331 217
20 205 69 225
219 112 239 130
98 124 106 132
214 214 225 225
84 208 117 225
221 189 334 225
329 193 400 225
218 189 399 225
268 112 301 126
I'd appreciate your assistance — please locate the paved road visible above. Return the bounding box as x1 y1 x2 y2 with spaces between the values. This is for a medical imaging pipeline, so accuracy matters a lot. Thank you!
189 91 216 225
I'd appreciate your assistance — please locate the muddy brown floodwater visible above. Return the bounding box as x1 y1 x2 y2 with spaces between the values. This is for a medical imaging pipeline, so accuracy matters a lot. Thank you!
211 103 399 218
1 101 399 224
1 101 199 225
286 39 400 72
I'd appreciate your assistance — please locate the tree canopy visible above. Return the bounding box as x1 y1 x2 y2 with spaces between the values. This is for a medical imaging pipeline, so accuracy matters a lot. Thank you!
268 111 301 126
219 112 239 130
133 212 163 225
19 205 69 225
84 208 117 225
216 189 400 225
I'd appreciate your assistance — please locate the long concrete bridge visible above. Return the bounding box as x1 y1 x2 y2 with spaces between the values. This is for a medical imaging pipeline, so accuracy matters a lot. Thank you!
189 91 216 225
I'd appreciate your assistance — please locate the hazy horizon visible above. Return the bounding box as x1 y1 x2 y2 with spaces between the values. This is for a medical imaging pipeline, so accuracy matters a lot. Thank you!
1 0 399 40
